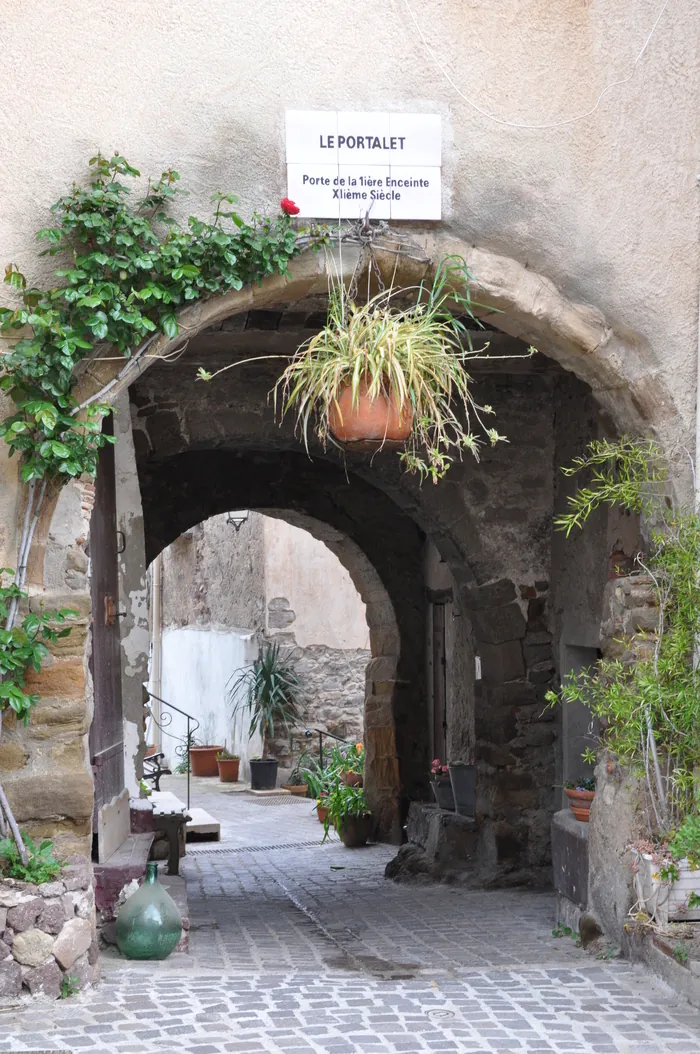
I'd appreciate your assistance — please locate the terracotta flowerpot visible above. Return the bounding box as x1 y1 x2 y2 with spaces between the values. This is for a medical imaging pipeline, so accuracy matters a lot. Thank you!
317 804 329 824
338 813 373 848
565 788 595 822
329 382 412 446
217 757 240 782
283 784 308 796
342 771 363 788
189 746 224 778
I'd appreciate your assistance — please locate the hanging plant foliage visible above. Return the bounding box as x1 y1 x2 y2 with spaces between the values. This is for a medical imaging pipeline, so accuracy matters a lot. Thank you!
276 255 534 482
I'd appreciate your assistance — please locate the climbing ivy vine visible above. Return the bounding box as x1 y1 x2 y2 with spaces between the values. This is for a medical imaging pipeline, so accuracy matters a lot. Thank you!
0 152 317 484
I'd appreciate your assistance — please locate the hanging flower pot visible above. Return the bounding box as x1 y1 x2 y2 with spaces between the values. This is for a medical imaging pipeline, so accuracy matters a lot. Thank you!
275 257 519 484
329 381 412 446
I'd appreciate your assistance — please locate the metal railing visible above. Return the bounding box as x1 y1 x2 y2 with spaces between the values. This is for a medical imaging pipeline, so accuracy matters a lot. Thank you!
304 727 348 769
145 689 200 810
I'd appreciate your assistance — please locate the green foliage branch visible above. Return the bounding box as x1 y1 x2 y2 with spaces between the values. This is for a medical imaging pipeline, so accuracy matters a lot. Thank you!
547 437 700 835
0 152 317 485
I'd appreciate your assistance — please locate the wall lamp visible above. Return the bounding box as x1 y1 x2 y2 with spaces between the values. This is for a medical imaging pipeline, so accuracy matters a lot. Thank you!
226 510 250 532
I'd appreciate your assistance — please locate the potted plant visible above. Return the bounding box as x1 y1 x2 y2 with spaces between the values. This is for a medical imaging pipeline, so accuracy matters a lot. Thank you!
216 749 240 783
564 777 596 822
338 743 364 787
301 754 339 822
322 782 373 848
228 643 303 791
276 257 522 484
449 759 476 817
282 755 309 796
430 758 455 811
189 742 224 778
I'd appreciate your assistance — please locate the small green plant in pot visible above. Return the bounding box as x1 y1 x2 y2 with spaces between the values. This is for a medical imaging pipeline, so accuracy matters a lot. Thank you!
216 749 240 783
276 256 532 484
322 782 372 848
228 643 303 790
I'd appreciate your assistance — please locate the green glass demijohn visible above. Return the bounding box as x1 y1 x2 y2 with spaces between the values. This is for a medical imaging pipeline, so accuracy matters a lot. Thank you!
115 862 182 960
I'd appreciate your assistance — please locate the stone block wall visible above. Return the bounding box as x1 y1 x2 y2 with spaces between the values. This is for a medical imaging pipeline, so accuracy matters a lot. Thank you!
0 858 98 1000
0 588 94 860
472 575 558 886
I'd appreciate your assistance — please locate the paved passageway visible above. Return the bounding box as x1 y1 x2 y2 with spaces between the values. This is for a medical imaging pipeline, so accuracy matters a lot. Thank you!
2 780 700 1053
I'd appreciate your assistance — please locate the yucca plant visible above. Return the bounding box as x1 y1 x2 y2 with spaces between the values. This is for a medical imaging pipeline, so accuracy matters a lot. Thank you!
227 643 303 758
276 255 532 483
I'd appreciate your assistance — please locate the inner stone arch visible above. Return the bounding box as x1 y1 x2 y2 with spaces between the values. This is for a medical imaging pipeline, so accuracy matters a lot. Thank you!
138 450 425 844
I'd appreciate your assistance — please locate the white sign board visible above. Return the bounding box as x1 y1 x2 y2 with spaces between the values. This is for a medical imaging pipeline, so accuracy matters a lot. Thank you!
286 111 441 221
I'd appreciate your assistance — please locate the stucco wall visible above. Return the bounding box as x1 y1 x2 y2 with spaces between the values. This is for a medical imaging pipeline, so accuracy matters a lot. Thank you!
263 518 369 649
0 0 696 458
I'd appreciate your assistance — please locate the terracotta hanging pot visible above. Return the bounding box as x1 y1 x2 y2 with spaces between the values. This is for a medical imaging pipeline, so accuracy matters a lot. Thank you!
329 381 412 445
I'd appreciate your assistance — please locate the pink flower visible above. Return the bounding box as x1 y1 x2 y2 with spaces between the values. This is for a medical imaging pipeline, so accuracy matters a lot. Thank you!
280 197 300 216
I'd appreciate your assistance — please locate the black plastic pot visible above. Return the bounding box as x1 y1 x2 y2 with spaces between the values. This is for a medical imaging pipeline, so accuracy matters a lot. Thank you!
430 779 455 811
449 763 476 817
249 758 278 791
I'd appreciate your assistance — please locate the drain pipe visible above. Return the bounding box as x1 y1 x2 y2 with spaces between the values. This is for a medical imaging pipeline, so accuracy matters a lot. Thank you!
150 551 163 749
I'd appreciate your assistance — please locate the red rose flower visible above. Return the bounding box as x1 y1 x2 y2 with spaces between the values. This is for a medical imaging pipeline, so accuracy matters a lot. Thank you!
280 198 300 216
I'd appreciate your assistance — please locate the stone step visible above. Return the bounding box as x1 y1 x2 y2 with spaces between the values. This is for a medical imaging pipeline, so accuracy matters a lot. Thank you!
94 832 155 915
150 789 221 842
185 807 220 842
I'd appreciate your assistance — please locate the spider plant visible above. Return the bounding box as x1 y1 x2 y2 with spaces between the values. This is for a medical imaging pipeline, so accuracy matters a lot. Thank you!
227 643 303 758
276 255 532 483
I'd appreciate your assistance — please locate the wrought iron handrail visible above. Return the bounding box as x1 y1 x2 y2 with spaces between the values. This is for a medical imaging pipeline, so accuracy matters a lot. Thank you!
304 727 349 769
146 688 200 810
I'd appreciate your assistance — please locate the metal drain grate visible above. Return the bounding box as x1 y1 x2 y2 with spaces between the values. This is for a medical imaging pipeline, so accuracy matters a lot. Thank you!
187 839 320 855
245 794 311 806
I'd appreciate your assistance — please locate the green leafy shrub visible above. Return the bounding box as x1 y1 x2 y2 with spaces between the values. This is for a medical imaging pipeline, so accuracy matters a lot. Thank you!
0 832 61 883
546 437 700 835
669 815 700 868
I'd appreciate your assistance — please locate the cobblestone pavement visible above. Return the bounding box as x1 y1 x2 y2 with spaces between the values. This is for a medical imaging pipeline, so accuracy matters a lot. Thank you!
2 779 700 1053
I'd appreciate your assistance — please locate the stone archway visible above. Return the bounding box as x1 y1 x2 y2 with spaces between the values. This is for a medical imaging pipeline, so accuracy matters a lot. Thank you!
74 237 681 444
19 235 674 874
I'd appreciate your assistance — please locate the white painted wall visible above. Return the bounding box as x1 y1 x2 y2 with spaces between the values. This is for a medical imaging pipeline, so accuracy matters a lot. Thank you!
263 518 369 649
156 626 262 780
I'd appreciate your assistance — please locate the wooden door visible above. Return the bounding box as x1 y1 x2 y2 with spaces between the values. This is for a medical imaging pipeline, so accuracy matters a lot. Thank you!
432 602 447 761
88 413 124 842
